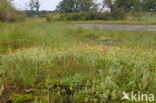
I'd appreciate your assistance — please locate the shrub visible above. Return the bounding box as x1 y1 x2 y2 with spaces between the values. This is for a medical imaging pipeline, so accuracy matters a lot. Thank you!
0 11 16 22
46 14 53 22
67 12 87 20
58 12 125 21
130 11 144 20
0 0 23 22
111 7 126 20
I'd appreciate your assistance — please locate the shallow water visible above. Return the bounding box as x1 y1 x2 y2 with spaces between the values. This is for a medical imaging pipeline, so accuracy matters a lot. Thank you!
75 24 156 31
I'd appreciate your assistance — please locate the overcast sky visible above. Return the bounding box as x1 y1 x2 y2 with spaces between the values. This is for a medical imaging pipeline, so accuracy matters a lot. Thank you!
12 0 103 11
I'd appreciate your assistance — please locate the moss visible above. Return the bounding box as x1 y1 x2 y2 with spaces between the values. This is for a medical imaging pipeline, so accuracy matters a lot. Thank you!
7 94 34 103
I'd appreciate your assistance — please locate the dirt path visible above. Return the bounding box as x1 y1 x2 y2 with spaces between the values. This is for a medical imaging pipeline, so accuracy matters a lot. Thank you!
75 24 156 31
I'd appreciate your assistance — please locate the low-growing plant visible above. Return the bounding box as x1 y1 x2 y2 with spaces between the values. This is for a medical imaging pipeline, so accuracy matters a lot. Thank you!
7 94 34 103
1 46 156 102
0 20 156 102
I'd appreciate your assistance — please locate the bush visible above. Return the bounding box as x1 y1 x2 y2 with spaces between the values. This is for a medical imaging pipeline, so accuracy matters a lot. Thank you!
0 0 23 22
58 11 126 21
0 11 16 22
130 11 144 20
111 7 126 20
59 12 113 21
67 13 87 20
46 14 53 22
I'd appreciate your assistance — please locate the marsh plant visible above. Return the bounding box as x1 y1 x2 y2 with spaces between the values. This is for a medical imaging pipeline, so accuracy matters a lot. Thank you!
1 45 156 102
0 20 156 102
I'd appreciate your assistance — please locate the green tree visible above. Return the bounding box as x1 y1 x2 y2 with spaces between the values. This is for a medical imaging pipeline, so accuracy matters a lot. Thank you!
56 0 98 13
28 0 40 16
77 0 98 12
101 0 142 12
56 0 75 13
143 0 156 12
33 0 40 16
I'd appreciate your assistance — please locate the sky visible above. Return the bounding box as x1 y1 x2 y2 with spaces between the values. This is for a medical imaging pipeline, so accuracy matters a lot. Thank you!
12 0 103 11
12 0 62 10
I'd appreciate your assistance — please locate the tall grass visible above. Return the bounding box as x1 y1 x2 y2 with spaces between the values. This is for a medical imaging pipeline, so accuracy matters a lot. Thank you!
0 21 156 51
1 46 156 102
0 20 156 102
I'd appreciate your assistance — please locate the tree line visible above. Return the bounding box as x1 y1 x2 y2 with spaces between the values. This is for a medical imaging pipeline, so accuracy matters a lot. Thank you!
25 0 156 17
56 0 156 13
0 0 155 21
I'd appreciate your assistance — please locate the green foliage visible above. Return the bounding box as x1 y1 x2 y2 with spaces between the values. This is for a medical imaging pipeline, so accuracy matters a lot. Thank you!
111 7 126 20
55 0 156 21
46 14 53 22
103 0 156 13
0 21 156 102
59 12 126 20
114 0 142 12
142 0 156 12
1 47 50 85
56 0 98 13
0 0 23 22
2 46 156 102
7 94 34 103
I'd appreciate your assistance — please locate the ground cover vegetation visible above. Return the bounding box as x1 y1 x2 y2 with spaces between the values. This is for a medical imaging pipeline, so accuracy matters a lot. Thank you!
0 0 156 103
0 20 156 102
